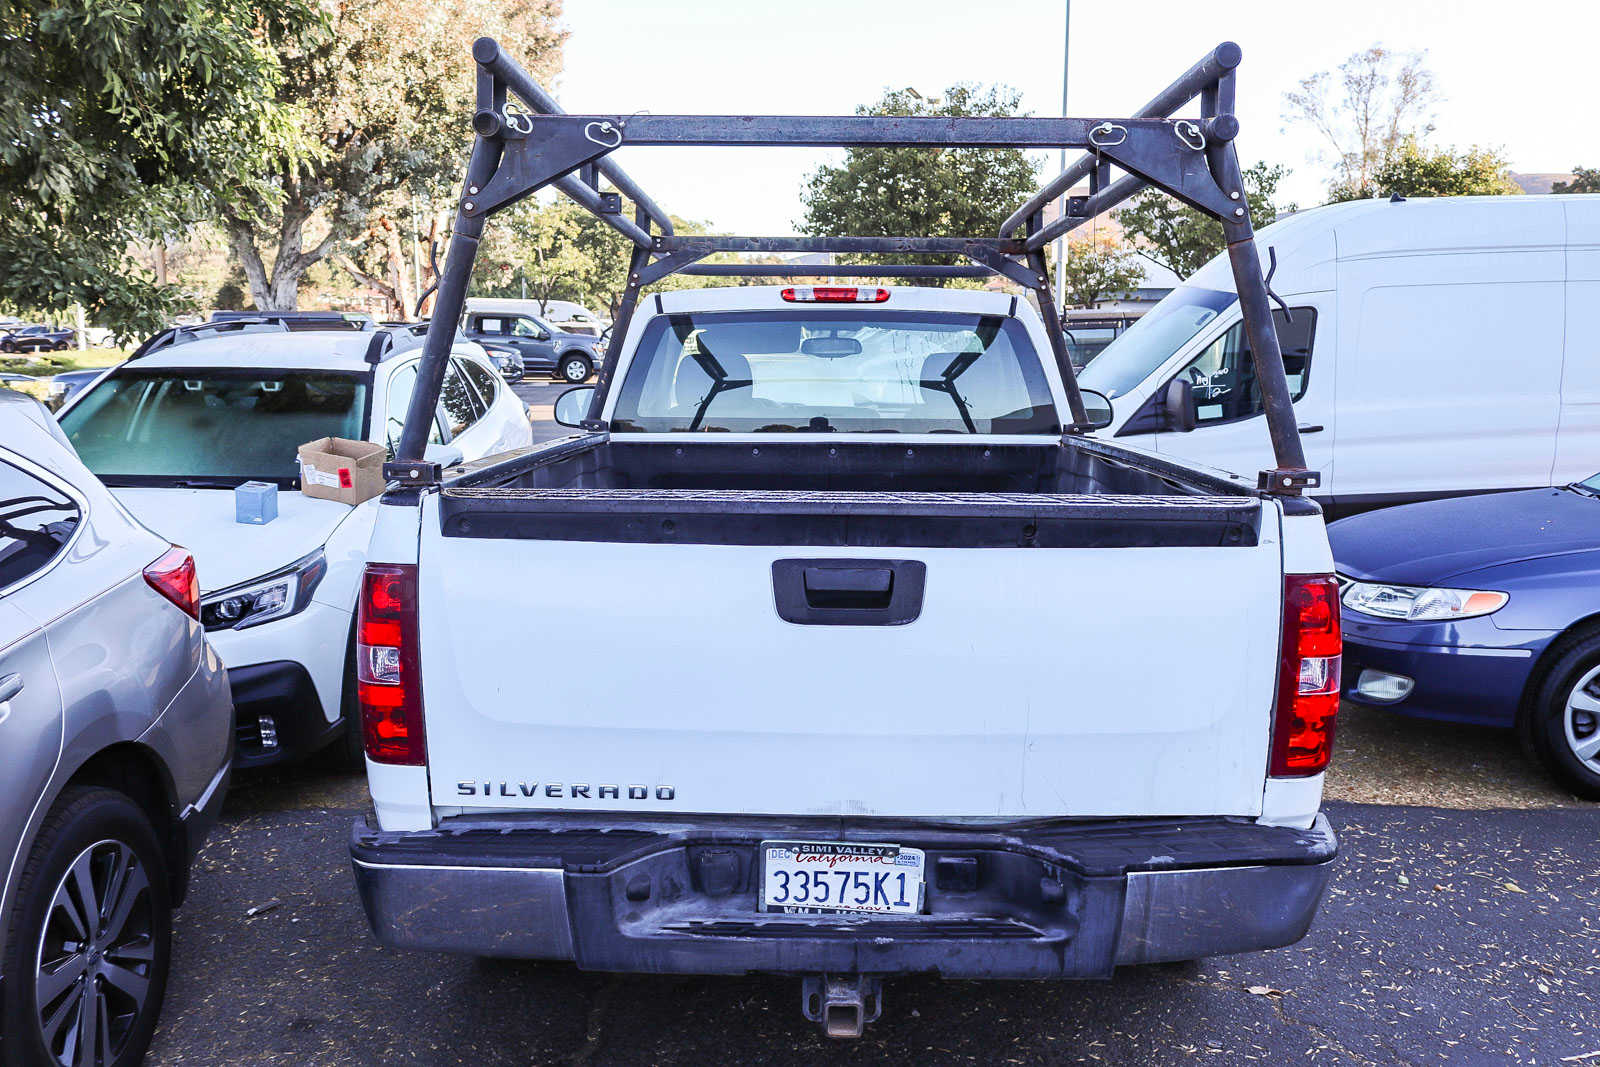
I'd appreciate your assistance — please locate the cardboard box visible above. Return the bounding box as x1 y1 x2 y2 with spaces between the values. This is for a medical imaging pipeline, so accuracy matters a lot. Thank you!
297 437 386 505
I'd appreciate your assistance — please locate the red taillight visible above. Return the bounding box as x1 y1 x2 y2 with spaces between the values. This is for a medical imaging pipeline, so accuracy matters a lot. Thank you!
780 286 890 303
357 563 425 765
1270 574 1342 777
144 547 200 619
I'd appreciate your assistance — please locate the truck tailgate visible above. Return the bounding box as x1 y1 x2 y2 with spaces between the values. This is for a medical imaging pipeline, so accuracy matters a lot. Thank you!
417 495 1283 819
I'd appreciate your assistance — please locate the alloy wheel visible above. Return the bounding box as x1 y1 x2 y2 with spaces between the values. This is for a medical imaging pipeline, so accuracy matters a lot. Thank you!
34 839 155 1067
562 358 588 382
1564 664 1600 770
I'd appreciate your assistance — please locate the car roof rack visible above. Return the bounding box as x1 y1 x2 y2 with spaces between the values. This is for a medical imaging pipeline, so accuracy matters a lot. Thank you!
129 311 383 361
392 37 1313 498
364 320 470 365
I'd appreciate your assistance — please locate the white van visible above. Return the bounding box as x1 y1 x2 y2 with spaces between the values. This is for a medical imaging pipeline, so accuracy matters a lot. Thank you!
1081 195 1600 517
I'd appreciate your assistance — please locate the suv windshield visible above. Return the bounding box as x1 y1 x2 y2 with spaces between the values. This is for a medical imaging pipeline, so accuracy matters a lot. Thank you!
610 311 1059 435
59 369 369 486
1078 287 1236 398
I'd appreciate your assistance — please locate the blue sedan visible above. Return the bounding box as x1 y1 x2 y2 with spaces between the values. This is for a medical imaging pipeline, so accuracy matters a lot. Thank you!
1329 477 1600 799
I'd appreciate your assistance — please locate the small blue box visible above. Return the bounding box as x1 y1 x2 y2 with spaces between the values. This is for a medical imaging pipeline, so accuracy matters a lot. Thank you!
235 480 278 525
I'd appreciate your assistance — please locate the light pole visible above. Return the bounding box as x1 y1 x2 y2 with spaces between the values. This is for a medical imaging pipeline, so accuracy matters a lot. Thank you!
1053 0 1071 315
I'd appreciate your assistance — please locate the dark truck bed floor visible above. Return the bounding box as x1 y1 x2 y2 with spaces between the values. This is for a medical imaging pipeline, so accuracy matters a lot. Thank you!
434 436 1264 548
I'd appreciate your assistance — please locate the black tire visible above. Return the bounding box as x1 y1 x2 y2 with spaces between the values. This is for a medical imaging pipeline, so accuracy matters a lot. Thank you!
556 353 592 383
55 341 70 352
1524 629 1600 800
2 786 172 1067
0 340 14 353
337 632 367 770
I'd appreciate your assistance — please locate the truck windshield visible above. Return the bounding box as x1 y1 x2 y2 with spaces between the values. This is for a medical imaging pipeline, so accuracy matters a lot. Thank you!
59 369 369 487
610 311 1060 434
1078 287 1236 398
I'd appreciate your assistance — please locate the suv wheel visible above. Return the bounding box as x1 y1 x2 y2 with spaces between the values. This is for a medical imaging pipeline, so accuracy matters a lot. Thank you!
1525 632 1600 799
557 353 592 383
2 787 172 1067
0 339 14 353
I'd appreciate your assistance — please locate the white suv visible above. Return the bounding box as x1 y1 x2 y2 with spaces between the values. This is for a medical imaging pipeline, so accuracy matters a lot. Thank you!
54 317 532 768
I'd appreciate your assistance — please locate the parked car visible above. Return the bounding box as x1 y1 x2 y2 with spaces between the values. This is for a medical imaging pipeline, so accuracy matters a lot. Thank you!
53 318 531 769
460 300 605 382
1331 477 1600 798
0 390 232 1067
1 325 76 353
465 297 607 338
1060 310 1139 369
476 340 525 381
1082 194 1600 519
45 369 107 410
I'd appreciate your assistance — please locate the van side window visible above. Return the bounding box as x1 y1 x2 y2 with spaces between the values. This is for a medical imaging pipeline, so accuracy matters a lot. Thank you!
0 461 82 590
1177 308 1316 425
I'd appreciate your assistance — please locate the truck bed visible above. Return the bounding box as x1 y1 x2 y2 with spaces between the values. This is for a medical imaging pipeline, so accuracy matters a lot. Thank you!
439 435 1263 549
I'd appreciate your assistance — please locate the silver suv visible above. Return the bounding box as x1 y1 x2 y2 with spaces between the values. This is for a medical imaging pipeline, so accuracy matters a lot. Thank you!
0 391 233 1066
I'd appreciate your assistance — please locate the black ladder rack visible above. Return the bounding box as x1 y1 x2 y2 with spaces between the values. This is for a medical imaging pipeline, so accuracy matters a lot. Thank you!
392 37 1314 497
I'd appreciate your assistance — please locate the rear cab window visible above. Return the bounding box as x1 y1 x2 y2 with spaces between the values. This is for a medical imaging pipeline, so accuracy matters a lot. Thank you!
609 311 1060 435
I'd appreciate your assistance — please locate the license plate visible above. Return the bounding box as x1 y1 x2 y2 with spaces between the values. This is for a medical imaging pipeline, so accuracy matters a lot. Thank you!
759 841 925 915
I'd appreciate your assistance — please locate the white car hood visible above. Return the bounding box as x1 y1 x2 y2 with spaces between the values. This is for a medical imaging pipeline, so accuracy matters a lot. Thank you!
112 487 352 594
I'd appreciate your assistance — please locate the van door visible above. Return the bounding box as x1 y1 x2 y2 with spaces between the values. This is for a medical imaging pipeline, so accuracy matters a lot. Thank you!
1554 199 1600 485
1144 301 1333 490
1333 237 1564 507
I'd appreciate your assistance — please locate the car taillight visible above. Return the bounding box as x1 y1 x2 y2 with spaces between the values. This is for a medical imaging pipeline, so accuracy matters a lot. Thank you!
1270 574 1342 777
143 547 200 619
780 286 889 303
357 563 425 765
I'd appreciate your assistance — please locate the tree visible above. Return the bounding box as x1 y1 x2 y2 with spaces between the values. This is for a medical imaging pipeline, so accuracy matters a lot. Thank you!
1553 168 1600 194
1058 236 1145 309
0 0 319 336
1117 162 1294 277
798 84 1039 284
1283 46 1437 201
219 0 566 310
1331 137 1520 202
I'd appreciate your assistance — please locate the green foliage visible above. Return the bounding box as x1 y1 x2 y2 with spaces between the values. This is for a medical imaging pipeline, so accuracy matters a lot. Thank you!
1283 46 1437 201
1118 162 1294 278
1058 236 1145 309
1553 168 1600 194
221 0 567 310
798 84 1039 285
1330 137 1520 202
0 0 321 335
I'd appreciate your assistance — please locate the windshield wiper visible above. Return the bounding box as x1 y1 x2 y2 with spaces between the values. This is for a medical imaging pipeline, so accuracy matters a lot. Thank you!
1567 482 1600 498
174 478 245 489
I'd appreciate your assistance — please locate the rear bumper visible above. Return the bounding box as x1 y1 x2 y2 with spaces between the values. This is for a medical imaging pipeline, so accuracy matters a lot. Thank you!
350 812 1336 978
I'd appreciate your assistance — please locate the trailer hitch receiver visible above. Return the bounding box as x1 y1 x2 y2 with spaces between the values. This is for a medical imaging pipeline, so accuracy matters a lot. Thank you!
801 974 884 1038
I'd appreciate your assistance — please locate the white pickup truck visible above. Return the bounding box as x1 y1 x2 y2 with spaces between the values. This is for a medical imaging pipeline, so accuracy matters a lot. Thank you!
348 39 1340 1037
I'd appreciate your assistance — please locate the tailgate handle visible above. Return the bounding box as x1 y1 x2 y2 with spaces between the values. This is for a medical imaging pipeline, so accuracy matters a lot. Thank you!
773 560 925 626
803 566 893 608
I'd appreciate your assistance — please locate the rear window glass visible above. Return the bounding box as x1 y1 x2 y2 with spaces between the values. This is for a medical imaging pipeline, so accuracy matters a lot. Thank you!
610 311 1060 434
59 370 368 485
0 460 81 590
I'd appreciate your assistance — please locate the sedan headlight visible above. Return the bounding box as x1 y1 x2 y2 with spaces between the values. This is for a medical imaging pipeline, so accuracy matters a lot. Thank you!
1341 581 1508 622
201 549 327 632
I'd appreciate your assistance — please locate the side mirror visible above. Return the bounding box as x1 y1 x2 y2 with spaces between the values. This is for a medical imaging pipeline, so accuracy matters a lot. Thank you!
554 385 596 427
423 442 464 468
1077 388 1114 431
1164 378 1197 433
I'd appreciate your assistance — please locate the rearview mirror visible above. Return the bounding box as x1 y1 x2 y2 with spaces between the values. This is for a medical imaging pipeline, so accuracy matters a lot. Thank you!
1077 388 1114 431
554 385 596 427
799 336 862 358
1164 378 1197 433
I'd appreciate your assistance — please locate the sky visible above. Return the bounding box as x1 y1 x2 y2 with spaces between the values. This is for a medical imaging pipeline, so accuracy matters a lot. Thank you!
545 0 1597 235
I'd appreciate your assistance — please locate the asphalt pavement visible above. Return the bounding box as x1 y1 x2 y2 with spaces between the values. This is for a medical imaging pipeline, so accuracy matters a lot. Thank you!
142 379 1600 1064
